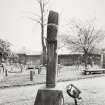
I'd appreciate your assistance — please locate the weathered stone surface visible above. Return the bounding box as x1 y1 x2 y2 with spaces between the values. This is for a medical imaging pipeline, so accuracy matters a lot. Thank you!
46 10 59 88
34 89 64 105
34 10 64 105
47 10 59 43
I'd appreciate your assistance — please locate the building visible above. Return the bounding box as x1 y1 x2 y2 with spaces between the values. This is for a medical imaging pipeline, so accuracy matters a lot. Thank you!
26 54 41 65
17 52 101 66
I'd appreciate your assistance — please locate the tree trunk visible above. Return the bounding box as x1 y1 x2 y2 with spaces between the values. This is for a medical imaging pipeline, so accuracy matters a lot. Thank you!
5 69 8 76
84 59 88 70
84 52 88 71
42 45 47 66
40 5 47 66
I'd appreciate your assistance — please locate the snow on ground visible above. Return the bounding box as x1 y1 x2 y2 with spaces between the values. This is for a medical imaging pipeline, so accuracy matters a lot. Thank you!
0 65 105 88
0 76 105 105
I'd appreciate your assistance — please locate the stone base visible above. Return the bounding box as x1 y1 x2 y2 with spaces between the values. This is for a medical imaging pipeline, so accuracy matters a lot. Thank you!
34 89 64 105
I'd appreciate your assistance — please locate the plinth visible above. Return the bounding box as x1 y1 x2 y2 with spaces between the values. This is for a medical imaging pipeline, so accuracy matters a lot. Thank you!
34 89 64 105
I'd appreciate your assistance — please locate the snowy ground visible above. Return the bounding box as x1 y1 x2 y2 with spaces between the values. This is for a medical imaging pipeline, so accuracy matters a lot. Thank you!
0 65 105 88
0 76 105 105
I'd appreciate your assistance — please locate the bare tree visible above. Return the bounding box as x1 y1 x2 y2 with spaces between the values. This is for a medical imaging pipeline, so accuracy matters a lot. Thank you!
29 0 49 66
60 21 105 70
0 39 12 73
9 52 19 64
0 39 11 63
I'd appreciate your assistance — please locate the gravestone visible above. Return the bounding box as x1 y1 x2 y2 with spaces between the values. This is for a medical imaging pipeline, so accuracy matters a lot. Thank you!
34 10 64 105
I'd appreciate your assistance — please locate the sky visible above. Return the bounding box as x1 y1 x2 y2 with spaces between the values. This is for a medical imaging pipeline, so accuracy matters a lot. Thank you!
0 0 105 53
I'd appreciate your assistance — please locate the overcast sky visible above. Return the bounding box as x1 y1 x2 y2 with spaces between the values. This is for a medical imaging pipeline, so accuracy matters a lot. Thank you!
0 0 105 53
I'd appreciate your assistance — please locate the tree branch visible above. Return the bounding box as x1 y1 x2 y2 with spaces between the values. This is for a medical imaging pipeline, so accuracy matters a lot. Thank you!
27 16 41 24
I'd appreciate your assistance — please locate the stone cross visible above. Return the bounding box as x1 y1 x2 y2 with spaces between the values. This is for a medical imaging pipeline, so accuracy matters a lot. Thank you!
34 10 64 105
46 10 58 88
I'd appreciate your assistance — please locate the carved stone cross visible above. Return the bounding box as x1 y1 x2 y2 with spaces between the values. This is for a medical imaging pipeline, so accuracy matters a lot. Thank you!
34 10 64 105
46 10 58 88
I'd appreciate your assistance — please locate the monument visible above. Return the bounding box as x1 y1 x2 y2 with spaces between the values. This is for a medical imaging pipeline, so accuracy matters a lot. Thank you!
34 10 64 105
